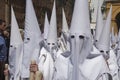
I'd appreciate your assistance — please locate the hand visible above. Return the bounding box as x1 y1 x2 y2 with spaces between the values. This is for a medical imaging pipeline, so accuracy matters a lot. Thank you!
4 69 9 76
3 30 9 38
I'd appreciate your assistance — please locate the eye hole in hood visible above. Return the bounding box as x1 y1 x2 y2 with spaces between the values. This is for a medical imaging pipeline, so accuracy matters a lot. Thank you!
71 35 75 38
79 35 84 39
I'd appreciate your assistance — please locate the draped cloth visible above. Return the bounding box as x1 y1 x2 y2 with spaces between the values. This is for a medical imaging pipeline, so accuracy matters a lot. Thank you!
38 47 54 80
108 49 119 80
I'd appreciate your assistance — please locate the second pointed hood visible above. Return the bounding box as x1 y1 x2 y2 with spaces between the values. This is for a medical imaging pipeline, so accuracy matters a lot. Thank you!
70 0 91 37
97 6 112 51
9 6 23 79
62 8 69 33
110 27 116 46
24 0 42 42
94 1 104 43
10 7 23 49
21 0 42 77
43 12 50 40
47 0 57 44
117 28 120 48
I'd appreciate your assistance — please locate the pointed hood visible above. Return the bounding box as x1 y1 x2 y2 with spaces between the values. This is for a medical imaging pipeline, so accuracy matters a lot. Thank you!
9 6 23 79
99 0 104 7
117 28 120 42
118 29 120 39
43 12 50 40
70 0 92 63
61 8 70 45
110 27 116 45
62 8 69 33
21 0 42 77
94 1 104 43
97 5 112 51
24 0 42 41
117 28 120 48
47 0 57 44
69 0 92 79
70 0 91 37
10 7 23 48
115 33 118 42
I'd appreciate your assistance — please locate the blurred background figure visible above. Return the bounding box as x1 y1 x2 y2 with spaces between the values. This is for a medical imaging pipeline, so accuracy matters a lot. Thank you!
3 26 10 64
0 19 7 80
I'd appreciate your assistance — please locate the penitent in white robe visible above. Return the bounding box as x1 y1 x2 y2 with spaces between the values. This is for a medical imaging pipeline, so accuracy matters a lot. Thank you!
53 51 71 80
68 46 110 80
38 47 54 80
108 49 119 80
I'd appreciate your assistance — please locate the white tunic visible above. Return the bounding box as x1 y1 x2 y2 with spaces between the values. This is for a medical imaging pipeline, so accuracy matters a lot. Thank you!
108 49 119 80
38 47 54 80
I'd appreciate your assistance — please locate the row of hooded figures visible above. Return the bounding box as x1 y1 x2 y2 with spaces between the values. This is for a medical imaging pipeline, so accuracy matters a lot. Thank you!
4 0 120 80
